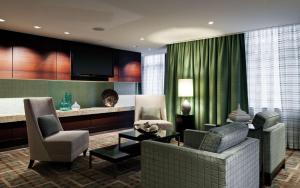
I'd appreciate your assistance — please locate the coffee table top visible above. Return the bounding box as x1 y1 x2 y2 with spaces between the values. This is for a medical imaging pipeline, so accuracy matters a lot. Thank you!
119 129 179 142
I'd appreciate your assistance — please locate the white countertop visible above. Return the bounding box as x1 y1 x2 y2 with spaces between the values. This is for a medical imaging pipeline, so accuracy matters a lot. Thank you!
0 106 135 123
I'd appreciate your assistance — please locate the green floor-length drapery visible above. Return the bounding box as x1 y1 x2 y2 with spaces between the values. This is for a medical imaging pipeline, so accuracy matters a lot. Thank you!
165 34 248 130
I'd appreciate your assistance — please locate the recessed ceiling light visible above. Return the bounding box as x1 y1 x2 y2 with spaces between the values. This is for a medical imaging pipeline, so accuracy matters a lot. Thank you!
0 19 5 22
33 26 41 29
64 32 70 35
208 21 214 25
140 37 145 41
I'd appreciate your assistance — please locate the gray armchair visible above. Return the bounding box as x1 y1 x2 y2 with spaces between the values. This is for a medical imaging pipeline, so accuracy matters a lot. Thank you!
251 111 286 186
24 97 89 168
141 129 260 188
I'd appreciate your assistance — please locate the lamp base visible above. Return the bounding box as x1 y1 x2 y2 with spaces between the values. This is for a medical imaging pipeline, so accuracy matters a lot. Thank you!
181 99 191 115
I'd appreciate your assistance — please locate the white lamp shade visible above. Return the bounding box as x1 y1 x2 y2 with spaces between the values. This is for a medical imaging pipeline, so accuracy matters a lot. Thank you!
178 79 193 97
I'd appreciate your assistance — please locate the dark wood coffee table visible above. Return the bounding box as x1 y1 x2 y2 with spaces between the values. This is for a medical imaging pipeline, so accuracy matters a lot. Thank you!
89 129 180 177
118 129 180 149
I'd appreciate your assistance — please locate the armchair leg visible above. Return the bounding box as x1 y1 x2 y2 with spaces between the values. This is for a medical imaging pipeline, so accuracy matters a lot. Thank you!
83 149 88 157
28 160 35 168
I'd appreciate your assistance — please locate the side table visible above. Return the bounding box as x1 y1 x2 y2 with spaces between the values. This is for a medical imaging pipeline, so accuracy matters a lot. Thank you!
175 114 195 141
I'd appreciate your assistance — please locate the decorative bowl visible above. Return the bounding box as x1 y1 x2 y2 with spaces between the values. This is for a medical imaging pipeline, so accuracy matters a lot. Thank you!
134 122 159 134
101 89 119 107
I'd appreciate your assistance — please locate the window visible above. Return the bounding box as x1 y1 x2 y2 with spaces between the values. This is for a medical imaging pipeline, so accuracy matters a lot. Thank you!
142 54 165 95
245 24 300 149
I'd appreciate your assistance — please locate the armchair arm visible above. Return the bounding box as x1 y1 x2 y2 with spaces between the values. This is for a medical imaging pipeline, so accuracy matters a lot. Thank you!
184 129 207 149
263 123 286 173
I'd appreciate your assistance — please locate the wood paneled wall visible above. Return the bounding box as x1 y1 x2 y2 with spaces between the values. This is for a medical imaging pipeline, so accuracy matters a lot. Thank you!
0 29 141 82
0 30 71 80
109 50 141 82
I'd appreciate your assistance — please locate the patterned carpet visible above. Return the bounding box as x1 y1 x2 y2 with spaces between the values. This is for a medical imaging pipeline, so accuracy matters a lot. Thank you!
0 129 299 188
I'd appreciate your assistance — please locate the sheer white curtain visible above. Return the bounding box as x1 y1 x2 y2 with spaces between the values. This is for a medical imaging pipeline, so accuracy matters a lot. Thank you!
245 24 300 149
142 54 165 95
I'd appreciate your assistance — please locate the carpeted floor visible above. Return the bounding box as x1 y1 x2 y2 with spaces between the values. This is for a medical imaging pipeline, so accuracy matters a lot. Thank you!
0 129 299 188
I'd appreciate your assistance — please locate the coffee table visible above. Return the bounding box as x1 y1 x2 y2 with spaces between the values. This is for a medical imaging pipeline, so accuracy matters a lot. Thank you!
118 129 180 149
89 129 180 177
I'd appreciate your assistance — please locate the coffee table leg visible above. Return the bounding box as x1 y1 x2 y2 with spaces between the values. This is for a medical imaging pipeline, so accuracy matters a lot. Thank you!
118 136 121 149
113 163 118 178
89 154 92 168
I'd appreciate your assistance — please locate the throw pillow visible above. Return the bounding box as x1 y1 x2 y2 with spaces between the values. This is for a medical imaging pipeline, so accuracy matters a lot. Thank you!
38 114 61 137
199 122 249 153
140 107 161 120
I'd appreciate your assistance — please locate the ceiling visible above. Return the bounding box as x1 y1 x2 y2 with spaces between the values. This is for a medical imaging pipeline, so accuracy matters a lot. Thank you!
0 0 300 54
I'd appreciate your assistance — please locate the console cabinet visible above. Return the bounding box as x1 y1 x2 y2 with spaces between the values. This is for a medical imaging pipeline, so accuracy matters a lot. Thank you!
0 111 134 148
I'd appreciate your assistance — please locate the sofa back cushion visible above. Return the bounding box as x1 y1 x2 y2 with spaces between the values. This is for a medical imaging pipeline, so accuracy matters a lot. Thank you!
140 107 161 120
199 122 249 153
252 111 280 129
38 114 61 137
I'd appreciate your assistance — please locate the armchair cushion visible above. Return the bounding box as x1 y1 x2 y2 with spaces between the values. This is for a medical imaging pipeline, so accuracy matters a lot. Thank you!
199 122 249 153
140 107 161 120
44 130 89 161
38 114 61 137
252 111 280 129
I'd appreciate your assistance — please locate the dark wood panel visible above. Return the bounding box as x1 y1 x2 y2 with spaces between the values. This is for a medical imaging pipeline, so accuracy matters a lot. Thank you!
57 51 71 80
117 50 141 82
0 45 13 78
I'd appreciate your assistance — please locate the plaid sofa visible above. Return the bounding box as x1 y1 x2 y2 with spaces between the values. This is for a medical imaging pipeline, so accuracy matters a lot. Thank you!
141 130 259 188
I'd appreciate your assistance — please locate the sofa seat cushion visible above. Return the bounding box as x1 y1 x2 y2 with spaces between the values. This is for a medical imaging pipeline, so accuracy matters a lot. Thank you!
134 120 172 130
199 122 249 153
252 111 280 129
44 130 89 156
38 114 61 137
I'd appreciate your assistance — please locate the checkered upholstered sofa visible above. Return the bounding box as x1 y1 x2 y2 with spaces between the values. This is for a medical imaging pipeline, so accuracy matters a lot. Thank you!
141 129 259 188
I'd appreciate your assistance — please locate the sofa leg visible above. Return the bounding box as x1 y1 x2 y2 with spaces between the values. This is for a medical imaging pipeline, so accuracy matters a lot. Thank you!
28 160 35 168
83 149 88 157
66 162 72 170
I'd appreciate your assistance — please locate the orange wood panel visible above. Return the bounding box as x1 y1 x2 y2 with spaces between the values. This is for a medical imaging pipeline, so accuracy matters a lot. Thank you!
12 47 57 79
57 51 71 80
119 61 141 82
0 46 13 78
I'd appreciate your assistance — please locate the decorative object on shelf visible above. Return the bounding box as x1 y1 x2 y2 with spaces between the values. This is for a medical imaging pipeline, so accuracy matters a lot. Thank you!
134 122 159 134
228 104 251 122
71 101 80 111
101 89 119 107
59 92 72 111
178 79 193 115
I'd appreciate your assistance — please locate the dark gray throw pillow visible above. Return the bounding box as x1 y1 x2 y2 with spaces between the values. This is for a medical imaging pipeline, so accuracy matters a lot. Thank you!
252 111 280 129
199 122 249 153
140 107 161 120
38 114 61 137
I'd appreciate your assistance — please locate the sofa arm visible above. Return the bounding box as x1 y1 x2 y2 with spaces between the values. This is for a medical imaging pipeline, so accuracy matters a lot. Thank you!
183 129 207 149
263 123 286 173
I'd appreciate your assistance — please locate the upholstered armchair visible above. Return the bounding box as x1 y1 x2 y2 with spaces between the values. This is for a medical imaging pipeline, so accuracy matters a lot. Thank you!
24 97 89 168
141 124 260 188
251 111 286 186
134 95 173 130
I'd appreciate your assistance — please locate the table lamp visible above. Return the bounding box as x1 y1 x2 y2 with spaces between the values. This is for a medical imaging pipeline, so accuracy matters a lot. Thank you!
178 79 193 115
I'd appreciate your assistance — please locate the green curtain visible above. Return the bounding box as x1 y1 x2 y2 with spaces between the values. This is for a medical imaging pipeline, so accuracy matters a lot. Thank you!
165 34 248 130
